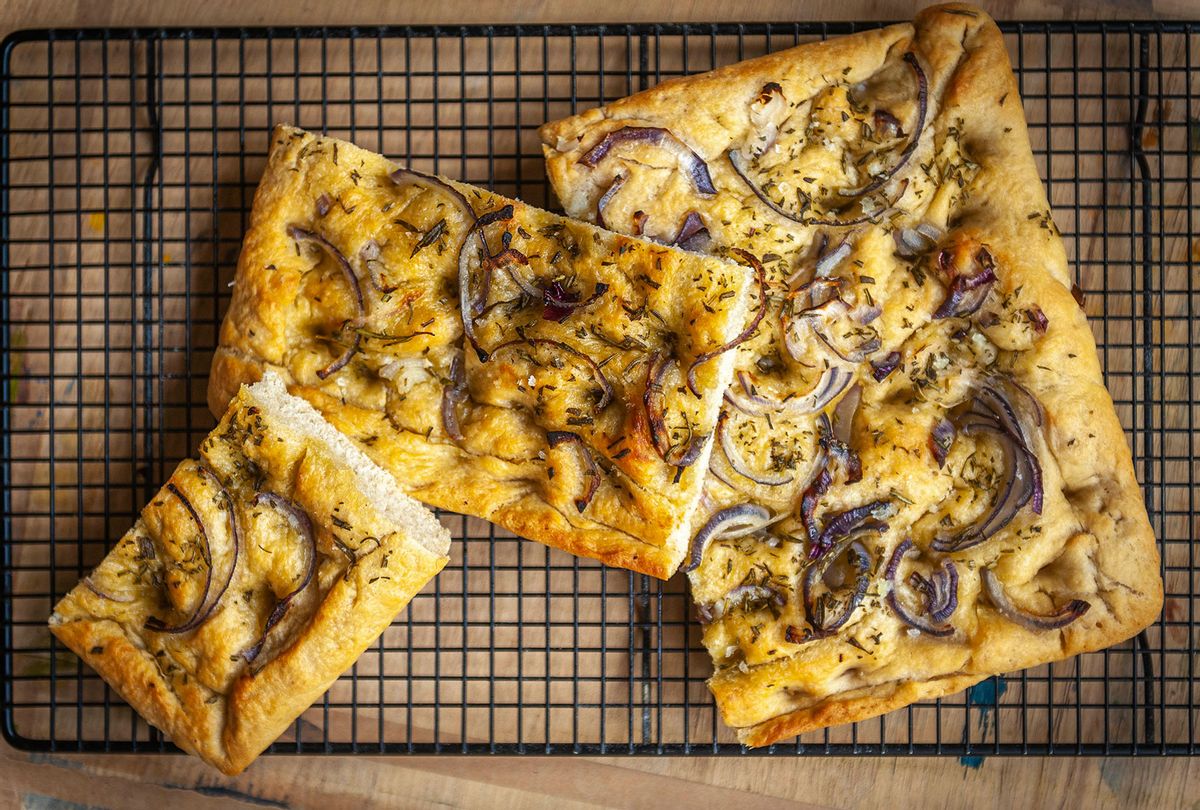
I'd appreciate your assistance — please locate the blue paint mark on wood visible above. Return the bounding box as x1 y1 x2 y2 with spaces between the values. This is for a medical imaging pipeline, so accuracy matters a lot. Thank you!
22 793 104 810
958 677 1009 770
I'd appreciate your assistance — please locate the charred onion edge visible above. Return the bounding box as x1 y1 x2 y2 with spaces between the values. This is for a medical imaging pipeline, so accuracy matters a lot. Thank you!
884 539 955 637
716 411 794 486
681 503 773 574
802 536 870 636
685 248 767 397
579 126 717 196
145 469 239 634
546 430 600 512
488 337 613 410
242 492 317 662
981 568 1091 631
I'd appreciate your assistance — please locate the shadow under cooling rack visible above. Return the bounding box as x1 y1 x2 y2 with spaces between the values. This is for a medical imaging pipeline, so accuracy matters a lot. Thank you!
1 21 1197 756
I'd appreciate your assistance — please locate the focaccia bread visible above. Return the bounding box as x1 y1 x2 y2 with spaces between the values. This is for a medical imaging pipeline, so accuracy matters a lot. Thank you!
540 3 1162 745
209 126 754 578
49 373 451 774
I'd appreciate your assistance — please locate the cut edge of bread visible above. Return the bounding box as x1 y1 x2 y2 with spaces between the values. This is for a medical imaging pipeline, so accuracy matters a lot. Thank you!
244 371 452 558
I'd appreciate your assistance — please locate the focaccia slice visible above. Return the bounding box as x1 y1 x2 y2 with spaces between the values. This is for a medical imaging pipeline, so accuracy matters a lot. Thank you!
540 3 1162 745
49 373 451 774
209 126 754 578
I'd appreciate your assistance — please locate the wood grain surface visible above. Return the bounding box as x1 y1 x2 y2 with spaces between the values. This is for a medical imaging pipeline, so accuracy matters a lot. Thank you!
2 2 1197 809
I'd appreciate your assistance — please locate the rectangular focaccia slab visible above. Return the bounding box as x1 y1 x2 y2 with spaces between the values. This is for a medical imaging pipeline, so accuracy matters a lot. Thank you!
539 3 1162 745
208 125 755 578
50 373 451 774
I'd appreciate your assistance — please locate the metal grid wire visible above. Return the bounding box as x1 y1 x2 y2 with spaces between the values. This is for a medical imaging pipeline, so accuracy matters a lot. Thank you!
1 21 1197 757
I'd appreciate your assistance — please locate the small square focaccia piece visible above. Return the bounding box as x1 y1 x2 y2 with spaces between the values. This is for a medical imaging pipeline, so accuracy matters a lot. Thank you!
49 373 451 775
209 126 754 579
541 4 1162 745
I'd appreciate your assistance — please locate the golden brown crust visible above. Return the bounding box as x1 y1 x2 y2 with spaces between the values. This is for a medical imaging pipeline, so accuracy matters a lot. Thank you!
736 673 984 747
49 378 450 774
210 126 754 578
541 2 1162 743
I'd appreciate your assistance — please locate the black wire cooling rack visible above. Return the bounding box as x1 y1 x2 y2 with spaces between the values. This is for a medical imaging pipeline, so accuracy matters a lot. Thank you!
1 20 1196 757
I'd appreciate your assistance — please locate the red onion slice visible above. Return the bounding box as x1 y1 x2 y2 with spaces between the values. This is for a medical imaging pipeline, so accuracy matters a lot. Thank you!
931 422 1033 553
681 503 774 573
884 539 956 637
981 568 1091 631
644 351 673 459
145 468 239 634
83 577 135 603
746 82 789 157
359 239 401 295
728 54 921 230
317 332 360 380
722 583 787 610
799 451 833 547
489 337 613 410
542 280 609 322
595 174 626 229
716 412 794 486
815 239 852 278
440 354 467 441
1025 306 1049 334
287 225 365 316
929 417 956 468
242 492 317 662
838 52 928 199
685 248 767 396
973 384 1045 514
802 537 871 635
870 351 901 381
547 430 601 512
672 211 710 251
288 225 367 379
925 560 960 624
580 126 716 196
390 167 477 231
932 245 998 320
722 366 851 418
457 205 516 361
831 383 860 445
811 498 891 560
